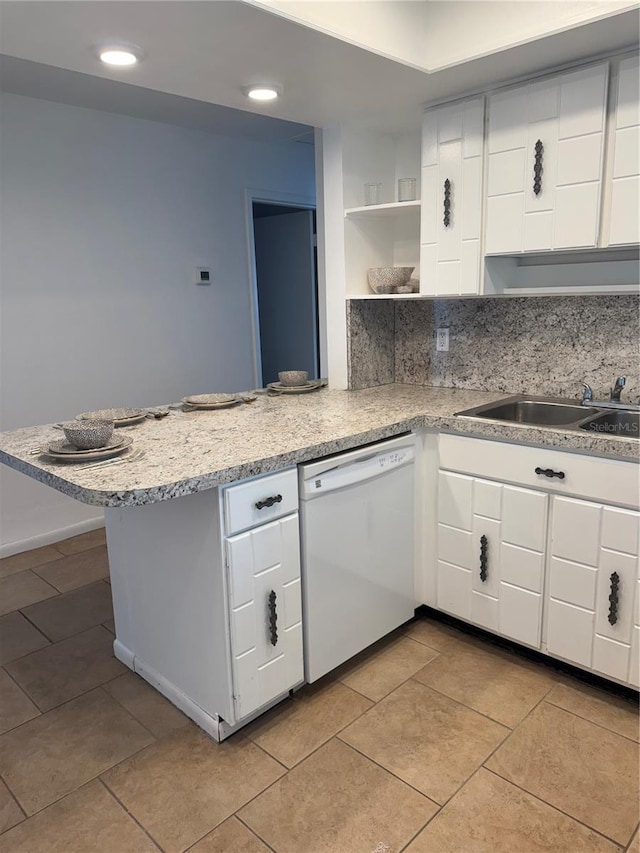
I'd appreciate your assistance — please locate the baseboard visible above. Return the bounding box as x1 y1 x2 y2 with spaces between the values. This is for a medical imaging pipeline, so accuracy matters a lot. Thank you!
0 516 105 559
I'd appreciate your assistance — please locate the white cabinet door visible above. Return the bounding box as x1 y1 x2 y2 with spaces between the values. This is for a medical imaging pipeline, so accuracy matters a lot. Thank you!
606 55 640 247
437 472 547 647
226 514 303 721
421 97 485 295
485 62 608 254
547 497 640 682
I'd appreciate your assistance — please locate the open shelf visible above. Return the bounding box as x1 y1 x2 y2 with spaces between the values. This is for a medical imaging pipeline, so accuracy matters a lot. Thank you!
345 200 420 218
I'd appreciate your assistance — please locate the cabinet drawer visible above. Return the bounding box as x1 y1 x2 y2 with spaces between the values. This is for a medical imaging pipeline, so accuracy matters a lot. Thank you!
222 468 298 536
439 434 639 509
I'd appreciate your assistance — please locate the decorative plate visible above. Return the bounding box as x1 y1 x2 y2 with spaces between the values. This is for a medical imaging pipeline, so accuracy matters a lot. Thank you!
48 435 125 455
184 394 237 405
182 394 241 410
75 408 146 426
267 380 324 394
41 436 133 462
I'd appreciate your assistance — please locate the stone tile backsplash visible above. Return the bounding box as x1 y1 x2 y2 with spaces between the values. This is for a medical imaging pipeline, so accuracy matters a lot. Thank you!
346 300 395 390
348 295 640 401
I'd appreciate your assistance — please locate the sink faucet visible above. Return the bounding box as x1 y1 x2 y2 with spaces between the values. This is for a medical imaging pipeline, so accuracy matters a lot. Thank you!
580 377 640 412
611 376 626 402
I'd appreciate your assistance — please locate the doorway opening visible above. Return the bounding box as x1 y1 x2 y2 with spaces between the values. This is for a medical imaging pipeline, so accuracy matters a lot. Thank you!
248 198 319 388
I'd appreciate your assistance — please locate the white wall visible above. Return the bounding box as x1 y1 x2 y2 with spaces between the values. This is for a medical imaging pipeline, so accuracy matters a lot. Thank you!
0 93 315 555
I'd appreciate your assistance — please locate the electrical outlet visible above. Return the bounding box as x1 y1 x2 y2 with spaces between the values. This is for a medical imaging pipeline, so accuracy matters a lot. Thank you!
436 328 449 352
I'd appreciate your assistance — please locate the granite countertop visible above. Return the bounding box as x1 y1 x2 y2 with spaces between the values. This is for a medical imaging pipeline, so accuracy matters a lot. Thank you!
0 384 637 508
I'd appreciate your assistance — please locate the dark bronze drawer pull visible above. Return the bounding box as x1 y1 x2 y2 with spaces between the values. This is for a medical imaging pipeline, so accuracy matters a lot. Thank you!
255 494 283 510
268 590 278 646
480 534 488 582
608 572 620 626
535 467 565 480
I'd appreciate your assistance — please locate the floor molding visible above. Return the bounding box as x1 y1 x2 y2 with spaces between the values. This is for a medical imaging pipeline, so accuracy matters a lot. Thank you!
0 516 105 559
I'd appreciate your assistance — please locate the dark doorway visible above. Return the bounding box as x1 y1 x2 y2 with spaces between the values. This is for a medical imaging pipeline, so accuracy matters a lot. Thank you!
252 202 319 386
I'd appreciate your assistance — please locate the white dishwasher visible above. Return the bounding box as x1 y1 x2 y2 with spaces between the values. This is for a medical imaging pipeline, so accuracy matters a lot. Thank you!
299 433 416 682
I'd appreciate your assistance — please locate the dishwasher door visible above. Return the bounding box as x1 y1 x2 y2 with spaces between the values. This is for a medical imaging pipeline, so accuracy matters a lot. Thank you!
299 434 416 682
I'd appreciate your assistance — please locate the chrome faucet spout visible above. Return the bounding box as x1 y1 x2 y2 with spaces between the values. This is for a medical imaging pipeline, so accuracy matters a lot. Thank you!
581 383 593 405
610 376 626 402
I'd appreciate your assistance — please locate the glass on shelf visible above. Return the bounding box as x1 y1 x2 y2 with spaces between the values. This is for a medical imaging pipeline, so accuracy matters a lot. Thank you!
364 182 382 206
397 178 417 202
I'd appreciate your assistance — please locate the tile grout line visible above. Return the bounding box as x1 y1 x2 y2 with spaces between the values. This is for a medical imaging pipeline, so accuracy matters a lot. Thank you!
233 812 279 853
482 689 638 849
623 820 639 853
336 651 443 705
340 681 564 812
0 767 27 831
2 627 126 716
544 695 640 745
482 766 630 851
403 674 520 730
0 663 43 718
16 606 59 645
244 683 376 769
97 777 165 852
334 735 443 808
0 685 158 820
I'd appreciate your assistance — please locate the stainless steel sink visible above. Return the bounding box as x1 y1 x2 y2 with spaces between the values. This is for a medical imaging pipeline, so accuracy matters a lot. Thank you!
579 410 640 437
455 396 600 427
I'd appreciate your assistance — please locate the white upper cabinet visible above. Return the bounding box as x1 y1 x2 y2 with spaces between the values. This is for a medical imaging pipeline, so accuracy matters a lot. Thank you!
421 97 485 295
605 55 640 247
485 62 609 254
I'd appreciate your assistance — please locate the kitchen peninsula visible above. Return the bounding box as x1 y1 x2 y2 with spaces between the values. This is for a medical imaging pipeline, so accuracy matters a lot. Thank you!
1 384 638 740
1 385 637 508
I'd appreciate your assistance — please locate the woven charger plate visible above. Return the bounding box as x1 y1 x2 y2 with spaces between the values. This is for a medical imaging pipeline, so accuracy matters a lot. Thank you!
76 408 146 426
41 435 133 462
184 393 237 405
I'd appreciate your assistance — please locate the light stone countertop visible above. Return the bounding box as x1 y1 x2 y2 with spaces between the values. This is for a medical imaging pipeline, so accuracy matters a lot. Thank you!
0 384 637 508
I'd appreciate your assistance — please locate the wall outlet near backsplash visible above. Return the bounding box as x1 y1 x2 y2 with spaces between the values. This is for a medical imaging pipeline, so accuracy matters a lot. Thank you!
436 328 449 352
347 295 640 400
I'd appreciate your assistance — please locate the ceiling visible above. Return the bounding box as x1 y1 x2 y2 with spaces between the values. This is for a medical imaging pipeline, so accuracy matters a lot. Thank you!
0 1 638 134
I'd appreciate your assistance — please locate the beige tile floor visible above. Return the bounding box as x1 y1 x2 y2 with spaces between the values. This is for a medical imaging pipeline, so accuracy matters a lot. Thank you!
0 530 638 853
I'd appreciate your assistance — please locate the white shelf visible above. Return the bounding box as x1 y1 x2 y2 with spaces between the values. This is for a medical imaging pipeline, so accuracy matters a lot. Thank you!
344 200 420 218
347 292 425 300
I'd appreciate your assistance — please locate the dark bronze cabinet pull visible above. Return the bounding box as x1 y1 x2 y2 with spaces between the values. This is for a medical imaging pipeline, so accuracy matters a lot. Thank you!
533 139 544 196
443 179 451 227
255 494 283 510
479 535 488 582
608 572 620 626
535 467 565 480
268 590 278 645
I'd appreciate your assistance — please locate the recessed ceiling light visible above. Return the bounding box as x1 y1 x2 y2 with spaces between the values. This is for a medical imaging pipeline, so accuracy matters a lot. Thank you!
243 85 281 102
96 44 143 67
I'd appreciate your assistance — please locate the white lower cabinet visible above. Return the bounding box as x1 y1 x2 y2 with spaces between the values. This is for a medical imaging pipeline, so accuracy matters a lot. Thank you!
223 472 304 722
437 434 640 688
546 497 640 683
437 471 547 648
